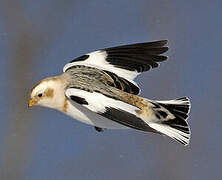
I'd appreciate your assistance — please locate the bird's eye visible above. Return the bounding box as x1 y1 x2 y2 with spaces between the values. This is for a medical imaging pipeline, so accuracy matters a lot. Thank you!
38 93 43 97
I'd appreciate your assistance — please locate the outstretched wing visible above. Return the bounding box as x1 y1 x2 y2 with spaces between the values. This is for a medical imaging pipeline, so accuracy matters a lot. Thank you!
65 87 158 133
63 40 168 82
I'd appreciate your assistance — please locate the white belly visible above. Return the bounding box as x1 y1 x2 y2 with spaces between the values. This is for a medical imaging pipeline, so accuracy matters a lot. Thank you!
64 101 127 129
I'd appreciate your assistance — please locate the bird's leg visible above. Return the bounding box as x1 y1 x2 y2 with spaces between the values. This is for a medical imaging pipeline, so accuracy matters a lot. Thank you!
94 126 104 132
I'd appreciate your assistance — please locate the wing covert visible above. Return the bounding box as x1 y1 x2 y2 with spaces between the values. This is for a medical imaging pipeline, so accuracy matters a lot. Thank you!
65 65 140 95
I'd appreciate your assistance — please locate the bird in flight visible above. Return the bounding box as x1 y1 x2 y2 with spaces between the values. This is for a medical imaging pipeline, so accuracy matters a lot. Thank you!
29 40 191 145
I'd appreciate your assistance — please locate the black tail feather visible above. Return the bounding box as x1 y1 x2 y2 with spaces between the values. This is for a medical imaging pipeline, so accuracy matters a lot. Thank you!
149 97 191 146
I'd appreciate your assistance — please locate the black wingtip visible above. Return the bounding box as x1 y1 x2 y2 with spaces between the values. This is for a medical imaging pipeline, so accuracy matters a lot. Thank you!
159 39 168 45
143 39 168 48
104 40 168 50
151 39 168 46
66 40 169 74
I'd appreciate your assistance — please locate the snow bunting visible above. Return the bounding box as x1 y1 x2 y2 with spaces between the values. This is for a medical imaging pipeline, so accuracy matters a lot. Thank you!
29 40 191 145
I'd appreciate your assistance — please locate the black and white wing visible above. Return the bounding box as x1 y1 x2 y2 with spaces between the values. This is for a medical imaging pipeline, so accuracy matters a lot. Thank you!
63 40 168 86
65 88 158 133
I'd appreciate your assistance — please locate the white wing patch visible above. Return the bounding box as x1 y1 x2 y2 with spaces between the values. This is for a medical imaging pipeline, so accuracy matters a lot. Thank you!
64 40 168 95
65 87 140 115
63 50 139 81
65 88 159 132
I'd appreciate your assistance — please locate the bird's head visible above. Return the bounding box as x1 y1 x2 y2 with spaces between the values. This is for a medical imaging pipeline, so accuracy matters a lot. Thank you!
29 76 65 109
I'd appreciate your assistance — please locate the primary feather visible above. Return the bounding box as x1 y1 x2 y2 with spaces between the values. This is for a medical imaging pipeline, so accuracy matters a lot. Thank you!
63 40 168 91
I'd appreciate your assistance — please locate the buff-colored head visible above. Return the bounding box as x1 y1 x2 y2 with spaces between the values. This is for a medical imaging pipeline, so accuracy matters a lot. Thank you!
29 76 65 110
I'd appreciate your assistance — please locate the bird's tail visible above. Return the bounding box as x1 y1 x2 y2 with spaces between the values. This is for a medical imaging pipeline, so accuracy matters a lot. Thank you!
147 97 191 146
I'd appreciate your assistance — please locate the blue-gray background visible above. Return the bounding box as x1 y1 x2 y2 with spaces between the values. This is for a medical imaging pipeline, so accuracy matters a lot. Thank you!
0 0 221 180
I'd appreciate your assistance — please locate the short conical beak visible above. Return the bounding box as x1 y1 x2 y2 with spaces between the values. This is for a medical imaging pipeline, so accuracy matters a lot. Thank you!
29 99 37 107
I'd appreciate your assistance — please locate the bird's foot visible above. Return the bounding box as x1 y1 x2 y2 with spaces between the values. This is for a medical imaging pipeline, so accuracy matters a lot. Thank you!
94 126 104 132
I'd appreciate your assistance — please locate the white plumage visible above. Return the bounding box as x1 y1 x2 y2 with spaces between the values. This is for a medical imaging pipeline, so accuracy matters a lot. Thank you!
63 50 139 88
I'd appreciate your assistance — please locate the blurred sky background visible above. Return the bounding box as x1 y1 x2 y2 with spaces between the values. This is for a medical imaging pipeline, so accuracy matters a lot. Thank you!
0 0 221 180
